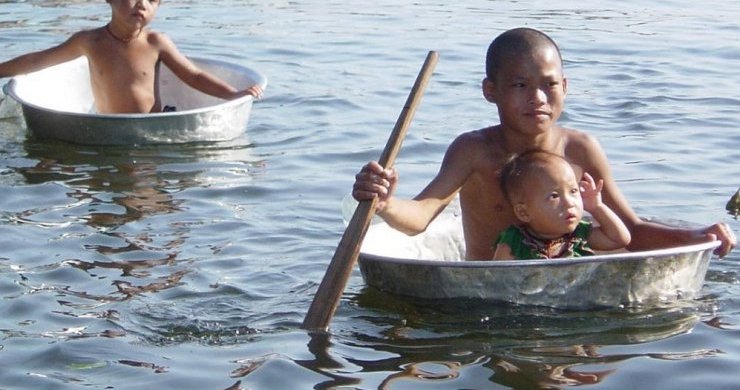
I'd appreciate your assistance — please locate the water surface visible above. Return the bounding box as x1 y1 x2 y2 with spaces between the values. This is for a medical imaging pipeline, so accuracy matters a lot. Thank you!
0 1 738 389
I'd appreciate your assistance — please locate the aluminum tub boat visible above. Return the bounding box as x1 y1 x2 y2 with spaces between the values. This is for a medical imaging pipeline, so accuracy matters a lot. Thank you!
358 209 719 309
3 56 266 145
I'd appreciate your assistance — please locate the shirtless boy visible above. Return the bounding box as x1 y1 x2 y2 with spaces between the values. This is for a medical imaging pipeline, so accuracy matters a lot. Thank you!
353 27 735 260
0 0 263 114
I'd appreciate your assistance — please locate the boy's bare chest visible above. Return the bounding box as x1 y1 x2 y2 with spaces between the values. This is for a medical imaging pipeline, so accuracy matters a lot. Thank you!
458 149 517 258
90 47 159 84
461 170 513 220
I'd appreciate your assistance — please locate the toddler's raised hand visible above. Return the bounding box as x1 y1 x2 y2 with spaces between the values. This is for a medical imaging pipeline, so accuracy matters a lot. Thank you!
580 172 604 213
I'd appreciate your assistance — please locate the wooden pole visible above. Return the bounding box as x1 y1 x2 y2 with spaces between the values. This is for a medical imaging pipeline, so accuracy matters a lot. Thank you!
302 51 439 331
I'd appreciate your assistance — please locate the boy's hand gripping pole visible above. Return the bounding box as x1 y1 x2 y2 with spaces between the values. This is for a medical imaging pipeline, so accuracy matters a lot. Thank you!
302 51 439 331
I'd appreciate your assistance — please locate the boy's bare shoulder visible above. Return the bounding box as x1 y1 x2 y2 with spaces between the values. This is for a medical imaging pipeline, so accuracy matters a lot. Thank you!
143 29 173 46
562 126 596 140
562 126 601 152
450 126 500 150
67 27 101 44
561 126 608 168
51 28 102 56
444 126 506 167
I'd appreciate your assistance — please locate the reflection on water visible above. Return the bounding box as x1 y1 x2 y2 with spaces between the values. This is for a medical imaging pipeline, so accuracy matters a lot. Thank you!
1 138 264 345
483 344 721 389
359 290 710 389
23 157 187 232
225 289 716 389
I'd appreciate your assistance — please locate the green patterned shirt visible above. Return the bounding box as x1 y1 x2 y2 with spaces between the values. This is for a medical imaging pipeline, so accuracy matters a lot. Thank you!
495 220 595 260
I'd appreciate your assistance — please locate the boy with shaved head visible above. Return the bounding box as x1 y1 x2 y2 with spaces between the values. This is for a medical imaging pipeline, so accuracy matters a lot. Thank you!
353 27 735 260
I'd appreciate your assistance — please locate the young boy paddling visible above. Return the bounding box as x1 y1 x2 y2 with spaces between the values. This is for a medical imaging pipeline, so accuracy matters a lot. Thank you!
0 0 262 114
352 27 736 260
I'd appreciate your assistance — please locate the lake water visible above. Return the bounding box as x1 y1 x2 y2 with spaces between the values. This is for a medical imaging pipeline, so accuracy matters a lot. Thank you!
1 1 738 389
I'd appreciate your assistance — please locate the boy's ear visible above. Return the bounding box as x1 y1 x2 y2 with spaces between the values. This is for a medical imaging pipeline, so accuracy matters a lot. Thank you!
562 76 568 96
513 203 531 222
482 78 497 103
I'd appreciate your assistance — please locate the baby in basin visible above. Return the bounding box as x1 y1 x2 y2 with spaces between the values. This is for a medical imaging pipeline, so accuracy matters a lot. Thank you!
492 150 631 260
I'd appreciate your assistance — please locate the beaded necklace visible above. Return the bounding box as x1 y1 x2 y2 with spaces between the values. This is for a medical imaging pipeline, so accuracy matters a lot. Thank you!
105 23 139 44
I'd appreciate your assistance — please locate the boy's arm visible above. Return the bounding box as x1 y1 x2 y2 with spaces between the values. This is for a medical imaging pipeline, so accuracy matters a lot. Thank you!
0 32 85 78
157 33 262 99
610 185 735 257
587 203 631 250
577 133 736 257
353 161 461 236
353 134 473 235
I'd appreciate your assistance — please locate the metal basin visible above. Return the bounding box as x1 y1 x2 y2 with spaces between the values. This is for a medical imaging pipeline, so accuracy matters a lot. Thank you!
3 56 266 145
358 212 719 309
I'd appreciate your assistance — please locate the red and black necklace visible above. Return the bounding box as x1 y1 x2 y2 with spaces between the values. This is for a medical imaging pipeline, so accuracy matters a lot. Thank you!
105 23 139 44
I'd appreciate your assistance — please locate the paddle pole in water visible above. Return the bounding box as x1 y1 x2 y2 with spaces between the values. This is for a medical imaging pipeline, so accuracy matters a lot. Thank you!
302 51 439 331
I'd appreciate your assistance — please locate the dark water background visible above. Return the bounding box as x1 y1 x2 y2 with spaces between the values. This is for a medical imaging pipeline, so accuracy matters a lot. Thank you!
0 1 738 389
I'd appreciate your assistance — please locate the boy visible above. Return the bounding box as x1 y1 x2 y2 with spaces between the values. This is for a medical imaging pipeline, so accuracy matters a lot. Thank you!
492 150 630 260
0 0 262 114
352 27 735 260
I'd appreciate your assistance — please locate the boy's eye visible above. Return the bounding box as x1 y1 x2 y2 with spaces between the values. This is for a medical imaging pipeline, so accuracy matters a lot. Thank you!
549 193 559 200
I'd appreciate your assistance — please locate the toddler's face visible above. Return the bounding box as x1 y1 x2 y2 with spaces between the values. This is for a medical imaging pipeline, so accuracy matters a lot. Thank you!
517 159 583 238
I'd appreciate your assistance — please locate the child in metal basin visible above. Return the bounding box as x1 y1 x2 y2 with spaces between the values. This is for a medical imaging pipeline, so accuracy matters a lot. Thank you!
0 0 262 114
492 149 630 260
